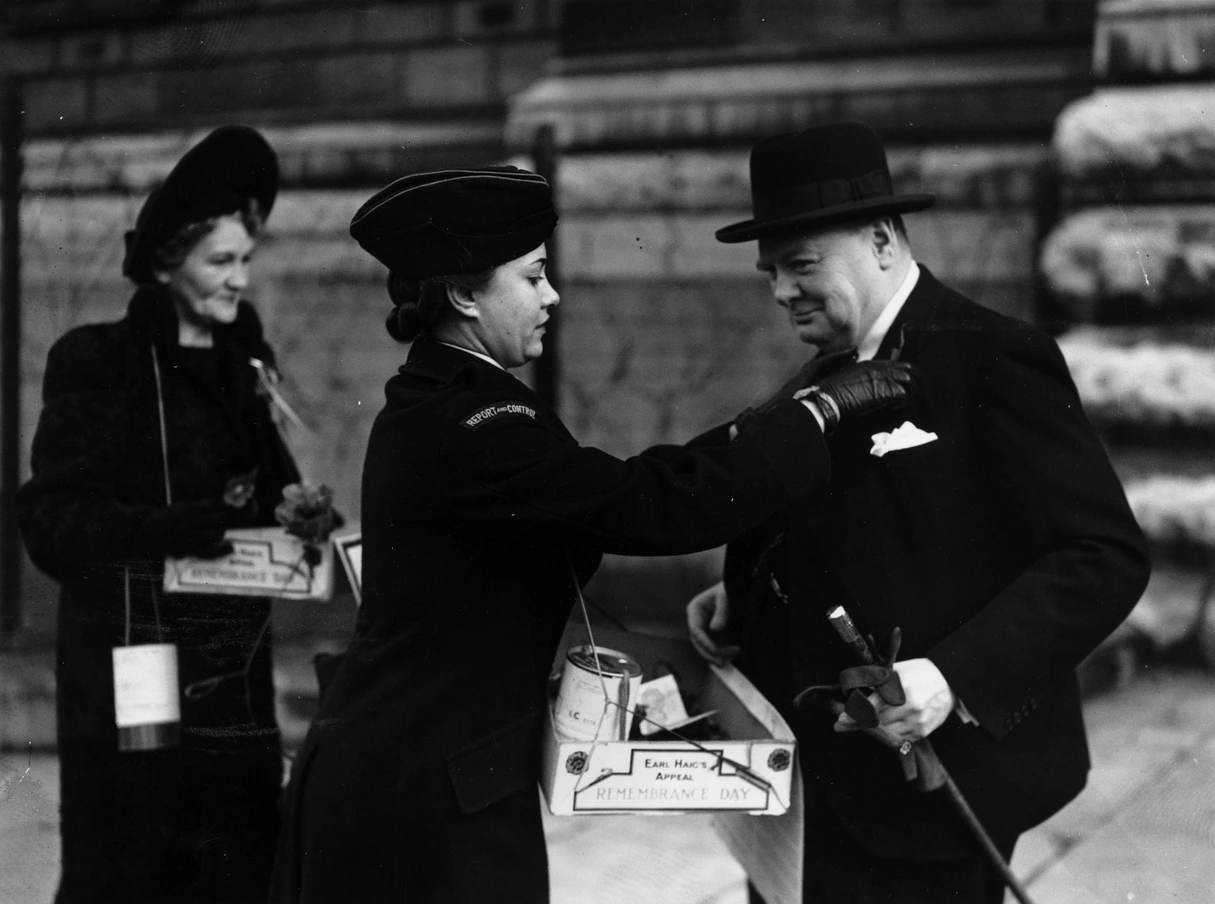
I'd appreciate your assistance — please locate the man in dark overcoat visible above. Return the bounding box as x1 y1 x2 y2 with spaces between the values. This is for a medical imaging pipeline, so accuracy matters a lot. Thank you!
687 122 1152 903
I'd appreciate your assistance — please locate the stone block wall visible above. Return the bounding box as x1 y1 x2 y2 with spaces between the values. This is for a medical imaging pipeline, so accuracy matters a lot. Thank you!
1042 0 1215 668
12 125 557 641
0 1 1103 638
2 1 559 138
1 0 568 638
496 19 1099 624
17 136 1051 634
1095 0 1215 82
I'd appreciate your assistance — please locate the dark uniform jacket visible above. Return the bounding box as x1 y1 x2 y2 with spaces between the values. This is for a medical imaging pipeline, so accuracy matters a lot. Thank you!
722 267 1151 863
271 337 830 904
18 287 299 904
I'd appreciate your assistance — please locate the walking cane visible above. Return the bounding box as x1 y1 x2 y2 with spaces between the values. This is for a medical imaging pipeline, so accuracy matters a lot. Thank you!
819 605 1039 904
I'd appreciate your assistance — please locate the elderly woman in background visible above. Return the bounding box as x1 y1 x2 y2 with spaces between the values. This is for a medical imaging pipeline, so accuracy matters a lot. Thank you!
18 126 301 904
269 166 917 903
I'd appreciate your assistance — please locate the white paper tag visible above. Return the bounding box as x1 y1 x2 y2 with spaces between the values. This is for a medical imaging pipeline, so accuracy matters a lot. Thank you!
112 644 181 728
638 673 691 736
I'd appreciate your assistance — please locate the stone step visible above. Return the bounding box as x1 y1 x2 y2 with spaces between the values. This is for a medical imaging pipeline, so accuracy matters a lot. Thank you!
1094 1 1215 82
1058 331 1215 431
1040 205 1215 318
1055 84 1215 182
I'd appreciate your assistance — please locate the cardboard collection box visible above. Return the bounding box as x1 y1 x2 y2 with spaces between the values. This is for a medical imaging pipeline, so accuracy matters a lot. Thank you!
540 625 801 813
164 526 336 601
541 660 796 815
540 624 804 903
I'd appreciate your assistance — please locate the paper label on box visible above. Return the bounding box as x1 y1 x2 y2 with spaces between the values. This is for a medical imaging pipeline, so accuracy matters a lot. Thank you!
573 748 770 811
637 674 690 736
112 644 180 727
168 537 319 596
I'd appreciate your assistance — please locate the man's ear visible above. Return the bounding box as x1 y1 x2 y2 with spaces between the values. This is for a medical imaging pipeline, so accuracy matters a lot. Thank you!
152 268 172 286
446 282 480 319
869 218 899 270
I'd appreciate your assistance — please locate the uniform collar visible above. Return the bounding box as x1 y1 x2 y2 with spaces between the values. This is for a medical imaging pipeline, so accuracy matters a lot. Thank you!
857 261 919 361
438 341 505 370
401 335 519 390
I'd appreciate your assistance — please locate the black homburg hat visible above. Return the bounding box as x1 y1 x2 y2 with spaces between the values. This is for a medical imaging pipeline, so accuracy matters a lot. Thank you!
123 125 279 283
348 166 558 278
716 122 935 243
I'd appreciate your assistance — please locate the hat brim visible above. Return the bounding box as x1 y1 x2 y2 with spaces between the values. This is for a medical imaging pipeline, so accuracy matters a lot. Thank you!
715 193 936 244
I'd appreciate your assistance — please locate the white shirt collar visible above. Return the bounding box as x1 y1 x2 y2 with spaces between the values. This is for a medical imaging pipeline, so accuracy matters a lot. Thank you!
439 341 505 371
857 261 920 361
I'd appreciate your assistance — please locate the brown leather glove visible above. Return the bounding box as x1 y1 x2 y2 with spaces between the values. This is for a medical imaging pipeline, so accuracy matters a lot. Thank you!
733 347 858 432
801 359 921 432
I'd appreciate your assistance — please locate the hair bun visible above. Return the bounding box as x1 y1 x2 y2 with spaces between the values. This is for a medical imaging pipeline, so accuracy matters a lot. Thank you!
385 306 405 341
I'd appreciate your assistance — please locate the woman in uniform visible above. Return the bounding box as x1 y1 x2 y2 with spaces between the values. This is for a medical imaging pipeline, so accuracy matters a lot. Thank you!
270 166 916 903
19 126 301 904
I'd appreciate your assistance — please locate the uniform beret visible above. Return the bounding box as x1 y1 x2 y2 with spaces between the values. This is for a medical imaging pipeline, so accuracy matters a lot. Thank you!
123 125 278 284
349 166 558 278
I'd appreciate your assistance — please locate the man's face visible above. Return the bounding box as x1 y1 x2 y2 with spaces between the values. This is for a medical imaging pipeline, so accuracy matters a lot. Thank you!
756 225 884 353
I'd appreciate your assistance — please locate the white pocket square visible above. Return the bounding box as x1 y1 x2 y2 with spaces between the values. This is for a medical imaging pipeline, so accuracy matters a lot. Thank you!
870 421 938 458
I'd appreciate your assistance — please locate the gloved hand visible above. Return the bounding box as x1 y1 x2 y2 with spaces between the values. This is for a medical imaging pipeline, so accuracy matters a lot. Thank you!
131 500 233 559
801 360 920 432
734 347 858 432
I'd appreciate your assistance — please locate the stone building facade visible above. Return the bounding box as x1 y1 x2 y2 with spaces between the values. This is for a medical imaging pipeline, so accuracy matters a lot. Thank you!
1043 0 1215 669
2 0 1103 640
507 0 1101 622
2 0 563 639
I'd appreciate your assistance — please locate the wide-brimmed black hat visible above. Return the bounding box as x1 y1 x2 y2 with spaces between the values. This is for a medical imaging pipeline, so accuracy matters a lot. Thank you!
349 166 557 278
122 125 279 284
716 122 935 243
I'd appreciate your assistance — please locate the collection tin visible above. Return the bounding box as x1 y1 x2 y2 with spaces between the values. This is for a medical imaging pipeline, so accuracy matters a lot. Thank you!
553 645 644 742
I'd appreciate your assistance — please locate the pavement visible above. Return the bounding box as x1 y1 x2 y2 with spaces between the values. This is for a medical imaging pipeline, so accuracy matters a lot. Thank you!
1 665 1212 904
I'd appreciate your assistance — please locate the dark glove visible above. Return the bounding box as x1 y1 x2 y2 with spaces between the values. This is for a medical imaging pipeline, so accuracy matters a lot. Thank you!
734 347 858 432
802 360 920 432
131 500 233 560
